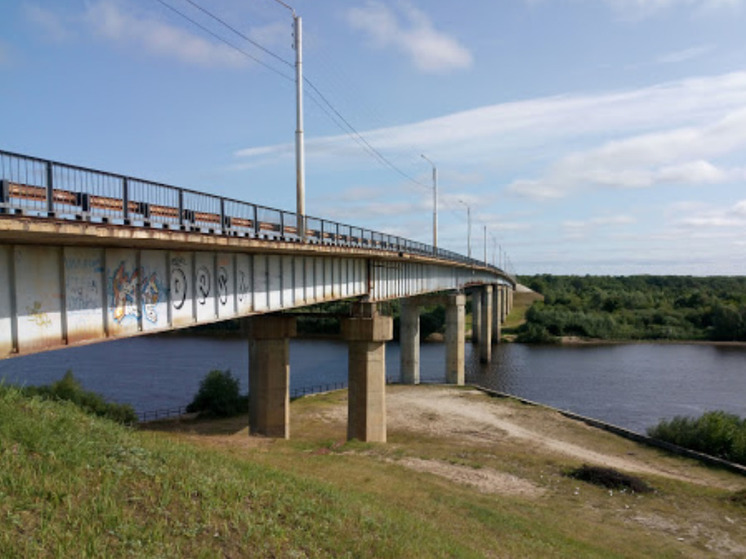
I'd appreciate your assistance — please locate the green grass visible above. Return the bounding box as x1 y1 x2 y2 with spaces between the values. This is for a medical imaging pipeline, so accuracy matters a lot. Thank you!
3 385 745 557
0 386 470 558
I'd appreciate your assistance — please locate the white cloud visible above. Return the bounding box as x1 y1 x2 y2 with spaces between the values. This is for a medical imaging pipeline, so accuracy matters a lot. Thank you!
83 1 246 68
235 71 746 211
656 44 715 64
23 3 75 42
346 1 473 74
508 108 746 199
675 199 746 228
603 0 745 17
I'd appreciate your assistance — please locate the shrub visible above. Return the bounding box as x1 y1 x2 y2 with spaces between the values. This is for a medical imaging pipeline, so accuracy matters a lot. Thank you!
187 369 247 418
23 370 137 424
647 411 746 466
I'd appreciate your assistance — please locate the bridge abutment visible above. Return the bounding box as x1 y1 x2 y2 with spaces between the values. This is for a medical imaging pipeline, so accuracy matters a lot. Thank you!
342 303 392 442
248 315 296 439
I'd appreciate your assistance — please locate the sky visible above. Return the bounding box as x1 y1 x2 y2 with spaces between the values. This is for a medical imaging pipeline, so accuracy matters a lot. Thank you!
2 0 746 276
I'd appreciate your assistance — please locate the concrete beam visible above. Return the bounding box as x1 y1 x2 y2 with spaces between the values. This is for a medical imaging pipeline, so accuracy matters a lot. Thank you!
445 293 465 385
342 304 393 442
248 315 296 439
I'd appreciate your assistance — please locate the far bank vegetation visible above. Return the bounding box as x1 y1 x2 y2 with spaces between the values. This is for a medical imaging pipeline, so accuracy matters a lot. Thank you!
517 275 746 343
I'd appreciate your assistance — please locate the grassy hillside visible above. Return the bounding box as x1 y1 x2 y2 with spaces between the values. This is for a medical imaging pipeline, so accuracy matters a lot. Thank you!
2 385 745 557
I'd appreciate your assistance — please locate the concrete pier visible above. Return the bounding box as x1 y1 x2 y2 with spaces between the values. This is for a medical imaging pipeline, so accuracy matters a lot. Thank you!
445 293 466 385
471 291 482 344
247 315 296 439
341 303 393 442
400 298 420 385
492 284 502 344
480 285 493 363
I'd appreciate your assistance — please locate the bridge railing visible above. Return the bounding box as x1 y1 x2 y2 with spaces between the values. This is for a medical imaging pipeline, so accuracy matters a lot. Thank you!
0 149 512 279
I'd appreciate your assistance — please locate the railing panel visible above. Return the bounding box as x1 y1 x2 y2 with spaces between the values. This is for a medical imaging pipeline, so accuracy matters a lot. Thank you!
0 149 513 282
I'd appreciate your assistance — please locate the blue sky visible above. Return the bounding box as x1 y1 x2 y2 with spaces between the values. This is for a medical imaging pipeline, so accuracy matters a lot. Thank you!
2 0 746 275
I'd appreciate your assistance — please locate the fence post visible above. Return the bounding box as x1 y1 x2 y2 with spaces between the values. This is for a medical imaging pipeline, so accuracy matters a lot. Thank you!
122 177 130 224
178 189 185 229
253 205 259 237
0 179 8 213
45 161 54 215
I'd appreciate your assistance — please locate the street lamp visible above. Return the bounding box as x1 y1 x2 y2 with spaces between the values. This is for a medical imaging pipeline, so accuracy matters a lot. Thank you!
458 199 471 259
420 154 438 253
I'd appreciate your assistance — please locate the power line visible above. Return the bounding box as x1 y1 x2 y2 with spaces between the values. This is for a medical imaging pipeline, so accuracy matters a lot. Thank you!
155 0 431 193
153 0 294 81
180 0 294 69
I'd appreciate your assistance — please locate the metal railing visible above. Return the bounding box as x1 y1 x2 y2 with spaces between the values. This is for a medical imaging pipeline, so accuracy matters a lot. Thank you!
137 377 402 422
0 149 512 279
138 405 189 422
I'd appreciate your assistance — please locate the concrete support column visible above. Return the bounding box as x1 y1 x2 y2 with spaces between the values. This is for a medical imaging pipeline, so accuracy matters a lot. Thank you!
248 315 296 439
445 293 466 385
480 286 493 363
492 285 502 344
400 299 420 385
341 303 393 443
471 291 482 343
500 286 508 323
508 287 514 315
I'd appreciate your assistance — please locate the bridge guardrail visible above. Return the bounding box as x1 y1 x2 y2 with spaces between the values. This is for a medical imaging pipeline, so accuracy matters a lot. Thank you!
0 149 513 281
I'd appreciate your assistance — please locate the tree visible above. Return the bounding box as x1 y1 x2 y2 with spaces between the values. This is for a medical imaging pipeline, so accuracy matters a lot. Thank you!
187 370 246 418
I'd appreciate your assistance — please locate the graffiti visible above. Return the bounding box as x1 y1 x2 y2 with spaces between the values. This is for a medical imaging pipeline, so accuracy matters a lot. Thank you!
217 266 229 306
171 258 187 311
110 263 165 324
141 272 162 323
111 263 139 323
196 266 211 305
237 270 249 304
26 301 51 328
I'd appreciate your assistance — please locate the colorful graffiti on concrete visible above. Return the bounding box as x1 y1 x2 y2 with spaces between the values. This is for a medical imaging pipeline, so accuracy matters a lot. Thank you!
110 263 165 324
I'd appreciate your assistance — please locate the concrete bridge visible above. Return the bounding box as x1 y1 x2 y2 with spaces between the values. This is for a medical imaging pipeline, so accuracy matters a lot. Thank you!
0 149 515 442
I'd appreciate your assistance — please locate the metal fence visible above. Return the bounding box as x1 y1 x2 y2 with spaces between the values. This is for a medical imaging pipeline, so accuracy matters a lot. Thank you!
0 149 511 278
138 406 189 422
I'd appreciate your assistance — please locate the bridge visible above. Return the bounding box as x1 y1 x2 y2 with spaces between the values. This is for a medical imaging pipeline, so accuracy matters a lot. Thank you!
0 149 515 442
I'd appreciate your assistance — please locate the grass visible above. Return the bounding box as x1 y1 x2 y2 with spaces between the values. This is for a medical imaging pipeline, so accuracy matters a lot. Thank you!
2 384 745 557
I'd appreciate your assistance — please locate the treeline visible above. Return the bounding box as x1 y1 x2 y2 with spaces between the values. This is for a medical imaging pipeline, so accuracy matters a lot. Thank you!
517 275 746 342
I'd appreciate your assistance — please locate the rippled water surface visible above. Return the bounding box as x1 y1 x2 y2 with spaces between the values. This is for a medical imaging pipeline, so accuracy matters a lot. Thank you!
1 337 744 433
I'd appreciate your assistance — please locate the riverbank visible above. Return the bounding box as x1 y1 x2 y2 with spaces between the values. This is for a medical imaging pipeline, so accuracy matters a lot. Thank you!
144 384 746 557
558 336 746 347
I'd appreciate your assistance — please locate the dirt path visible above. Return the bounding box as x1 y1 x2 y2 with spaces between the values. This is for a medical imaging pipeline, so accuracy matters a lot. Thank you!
373 386 741 490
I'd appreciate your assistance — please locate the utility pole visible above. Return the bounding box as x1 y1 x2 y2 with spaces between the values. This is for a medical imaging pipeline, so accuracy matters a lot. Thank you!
421 154 438 254
483 225 487 265
293 12 305 240
458 201 471 259
275 1 305 239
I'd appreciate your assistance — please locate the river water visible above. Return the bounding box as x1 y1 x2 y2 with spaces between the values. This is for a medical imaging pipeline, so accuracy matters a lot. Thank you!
1 336 744 434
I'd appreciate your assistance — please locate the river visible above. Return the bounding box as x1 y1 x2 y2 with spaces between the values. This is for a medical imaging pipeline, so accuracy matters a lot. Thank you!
1 336 744 434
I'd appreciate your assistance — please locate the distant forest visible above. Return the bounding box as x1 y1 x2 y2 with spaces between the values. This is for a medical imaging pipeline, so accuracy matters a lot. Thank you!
516 275 746 343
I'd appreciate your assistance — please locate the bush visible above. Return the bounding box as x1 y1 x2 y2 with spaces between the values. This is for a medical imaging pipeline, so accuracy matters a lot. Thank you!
647 411 746 466
187 370 247 418
23 370 137 424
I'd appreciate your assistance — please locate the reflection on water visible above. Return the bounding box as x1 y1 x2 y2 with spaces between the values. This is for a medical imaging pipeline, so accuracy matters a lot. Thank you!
1 336 744 433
